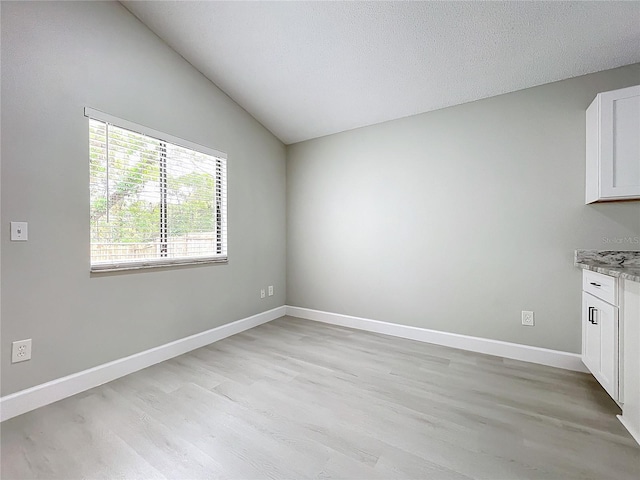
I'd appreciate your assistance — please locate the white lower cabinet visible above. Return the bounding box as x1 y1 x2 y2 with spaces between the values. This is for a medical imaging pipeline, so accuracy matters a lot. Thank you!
582 290 618 400
580 269 640 445
619 279 640 445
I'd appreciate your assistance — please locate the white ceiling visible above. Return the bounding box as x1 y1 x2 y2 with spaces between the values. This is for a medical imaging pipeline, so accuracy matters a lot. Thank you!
122 1 640 145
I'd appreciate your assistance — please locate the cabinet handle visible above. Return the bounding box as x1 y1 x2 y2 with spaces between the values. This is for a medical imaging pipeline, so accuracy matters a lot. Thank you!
590 282 601 287
588 307 598 325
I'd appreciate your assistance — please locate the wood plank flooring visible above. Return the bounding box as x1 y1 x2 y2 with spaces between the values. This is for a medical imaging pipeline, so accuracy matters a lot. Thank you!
1 316 639 479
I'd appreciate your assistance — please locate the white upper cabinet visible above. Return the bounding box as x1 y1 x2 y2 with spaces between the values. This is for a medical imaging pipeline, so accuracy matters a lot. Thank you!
586 85 640 204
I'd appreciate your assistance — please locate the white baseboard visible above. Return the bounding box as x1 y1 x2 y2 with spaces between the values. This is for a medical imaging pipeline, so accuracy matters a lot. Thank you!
617 415 640 446
0 306 286 422
1 304 587 423
286 306 588 373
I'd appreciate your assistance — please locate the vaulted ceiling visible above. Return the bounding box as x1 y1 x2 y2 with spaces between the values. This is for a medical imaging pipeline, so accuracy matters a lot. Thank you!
122 1 640 144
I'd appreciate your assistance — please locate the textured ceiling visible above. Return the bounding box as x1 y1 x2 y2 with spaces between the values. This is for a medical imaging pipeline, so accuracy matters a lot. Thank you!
122 1 640 145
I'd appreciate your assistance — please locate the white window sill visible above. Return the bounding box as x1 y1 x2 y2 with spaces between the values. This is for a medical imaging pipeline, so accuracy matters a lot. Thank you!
90 256 228 273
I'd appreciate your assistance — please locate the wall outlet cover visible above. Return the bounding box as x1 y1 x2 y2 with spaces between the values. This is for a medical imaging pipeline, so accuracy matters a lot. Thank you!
12 339 32 363
522 311 535 326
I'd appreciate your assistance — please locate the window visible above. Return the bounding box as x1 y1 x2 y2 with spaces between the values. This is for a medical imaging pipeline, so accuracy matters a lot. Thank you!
86 108 227 271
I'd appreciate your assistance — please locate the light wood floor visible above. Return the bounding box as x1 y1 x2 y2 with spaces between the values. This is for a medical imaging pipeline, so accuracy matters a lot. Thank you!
1 316 639 479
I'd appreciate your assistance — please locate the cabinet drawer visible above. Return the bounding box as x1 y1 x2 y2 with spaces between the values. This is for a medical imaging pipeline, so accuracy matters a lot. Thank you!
583 270 618 305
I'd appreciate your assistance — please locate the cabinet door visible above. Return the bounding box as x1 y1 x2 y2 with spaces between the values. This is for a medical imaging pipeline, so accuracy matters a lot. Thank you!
583 292 601 376
582 292 619 400
599 85 640 200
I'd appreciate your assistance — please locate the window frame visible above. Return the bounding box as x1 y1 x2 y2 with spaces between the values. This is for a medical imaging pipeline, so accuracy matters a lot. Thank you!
85 107 228 273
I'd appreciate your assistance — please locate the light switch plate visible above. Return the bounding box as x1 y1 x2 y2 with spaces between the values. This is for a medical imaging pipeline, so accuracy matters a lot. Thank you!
10 222 28 241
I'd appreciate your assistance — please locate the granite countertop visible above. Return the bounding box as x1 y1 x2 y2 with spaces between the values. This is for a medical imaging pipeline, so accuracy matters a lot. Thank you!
575 250 640 283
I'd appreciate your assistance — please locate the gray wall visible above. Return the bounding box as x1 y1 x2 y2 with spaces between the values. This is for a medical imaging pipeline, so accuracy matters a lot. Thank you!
1 1 286 396
287 64 640 354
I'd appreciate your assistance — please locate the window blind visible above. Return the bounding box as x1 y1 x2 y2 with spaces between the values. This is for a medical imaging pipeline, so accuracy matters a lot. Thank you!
86 108 227 271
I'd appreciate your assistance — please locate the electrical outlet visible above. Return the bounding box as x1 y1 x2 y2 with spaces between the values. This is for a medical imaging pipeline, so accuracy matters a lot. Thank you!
522 311 535 326
268 285 274 296
260 289 266 299
12 339 32 363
